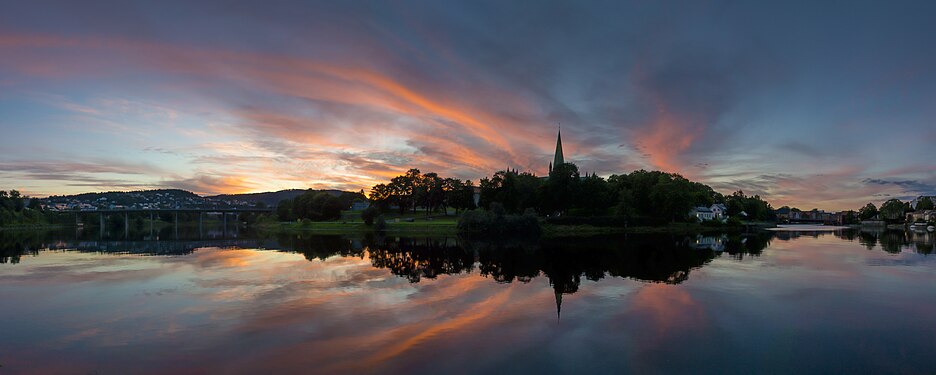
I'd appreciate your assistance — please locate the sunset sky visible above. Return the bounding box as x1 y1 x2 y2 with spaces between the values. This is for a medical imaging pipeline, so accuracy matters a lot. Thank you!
2 1 935 210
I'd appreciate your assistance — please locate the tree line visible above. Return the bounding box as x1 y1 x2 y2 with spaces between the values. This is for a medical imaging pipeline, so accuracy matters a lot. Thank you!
366 163 773 227
0 190 45 227
276 190 366 221
857 197 934 223
368 169 476 215
476 163 771 225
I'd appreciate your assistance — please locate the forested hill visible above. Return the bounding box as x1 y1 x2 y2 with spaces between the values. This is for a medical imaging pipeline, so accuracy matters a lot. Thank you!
206 189 327 206
44 189 202 208
42 188 360 210
50 189 200 201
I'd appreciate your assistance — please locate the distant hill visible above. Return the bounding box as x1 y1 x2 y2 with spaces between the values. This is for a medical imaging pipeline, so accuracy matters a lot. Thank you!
206 189 307 206
44 189 204 209
207 189 362 206
42 188 363 210
48 189 199 201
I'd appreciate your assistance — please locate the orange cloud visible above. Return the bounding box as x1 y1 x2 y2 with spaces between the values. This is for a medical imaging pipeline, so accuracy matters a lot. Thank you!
191 248 260 268
624 284 708 349
634 112 702 174
0 31 556 193
356 284 515 368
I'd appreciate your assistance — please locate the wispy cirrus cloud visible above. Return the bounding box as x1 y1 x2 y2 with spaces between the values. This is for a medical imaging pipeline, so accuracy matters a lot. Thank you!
863 179 935 196
0 160 170 195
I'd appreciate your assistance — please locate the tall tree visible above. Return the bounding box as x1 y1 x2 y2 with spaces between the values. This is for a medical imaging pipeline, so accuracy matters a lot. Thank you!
27 197 42 211
858 203 879 220
575 174 612 214
369 184 393 212
540 163 580 214
917 197 934 211
276 198 295 221
649 177 694 223
879 199 905 223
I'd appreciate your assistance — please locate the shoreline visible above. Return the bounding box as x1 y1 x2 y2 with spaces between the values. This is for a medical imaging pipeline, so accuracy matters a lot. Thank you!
7 220 905 237
0 224 73 231
255 221 776 237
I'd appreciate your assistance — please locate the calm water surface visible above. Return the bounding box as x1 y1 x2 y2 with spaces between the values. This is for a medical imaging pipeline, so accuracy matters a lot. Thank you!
1 228 935 374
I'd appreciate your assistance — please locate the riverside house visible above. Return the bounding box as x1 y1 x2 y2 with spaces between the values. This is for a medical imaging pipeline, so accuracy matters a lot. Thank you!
691 206 716 221
907 210 936 223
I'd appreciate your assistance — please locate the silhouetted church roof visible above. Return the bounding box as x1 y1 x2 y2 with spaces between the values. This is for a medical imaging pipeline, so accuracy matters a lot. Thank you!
555 289 562 322
553 128 564 168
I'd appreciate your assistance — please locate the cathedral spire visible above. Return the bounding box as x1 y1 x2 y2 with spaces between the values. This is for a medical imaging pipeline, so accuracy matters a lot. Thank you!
553 126 564 169
555 289 562 322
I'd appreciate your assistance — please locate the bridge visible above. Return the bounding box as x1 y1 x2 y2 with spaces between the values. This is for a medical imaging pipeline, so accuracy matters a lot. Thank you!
54 208 274 239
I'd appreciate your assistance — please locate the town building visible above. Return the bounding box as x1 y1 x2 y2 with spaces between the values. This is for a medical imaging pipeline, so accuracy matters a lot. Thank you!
691 234 727 252
691 206 715 221
710 204 727 220
907 210 936 223
773 207 845 224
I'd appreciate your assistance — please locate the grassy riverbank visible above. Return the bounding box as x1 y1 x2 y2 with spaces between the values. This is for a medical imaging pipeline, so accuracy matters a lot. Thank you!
257 215 768 237
0 223 73 230
257 215 460 234
542 222 758 236
5 208 779 237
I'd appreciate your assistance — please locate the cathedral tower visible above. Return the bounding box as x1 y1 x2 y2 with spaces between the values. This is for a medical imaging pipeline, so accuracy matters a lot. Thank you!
550 128 564 172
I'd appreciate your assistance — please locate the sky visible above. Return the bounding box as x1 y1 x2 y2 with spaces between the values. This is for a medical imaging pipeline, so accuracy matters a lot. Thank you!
1 0 935 210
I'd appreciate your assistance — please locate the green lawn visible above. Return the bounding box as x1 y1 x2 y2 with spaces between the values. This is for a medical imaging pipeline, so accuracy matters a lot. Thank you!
542 222 747 236
261 210 760 236
267 211 460 234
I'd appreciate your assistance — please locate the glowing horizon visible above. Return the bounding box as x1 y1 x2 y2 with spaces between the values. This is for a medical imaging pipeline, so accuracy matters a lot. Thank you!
2 2 935 211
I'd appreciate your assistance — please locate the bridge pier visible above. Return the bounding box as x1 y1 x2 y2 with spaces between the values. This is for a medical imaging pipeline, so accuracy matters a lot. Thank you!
223 212 227 237
61 208 271 240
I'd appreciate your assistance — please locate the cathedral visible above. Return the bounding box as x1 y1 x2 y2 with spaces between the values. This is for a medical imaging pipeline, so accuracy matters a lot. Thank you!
548 128 564 173
503 128 570 177
545 128 597 178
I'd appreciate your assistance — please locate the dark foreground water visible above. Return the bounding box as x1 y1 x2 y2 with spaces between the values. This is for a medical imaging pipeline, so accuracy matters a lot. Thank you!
1 227 935 374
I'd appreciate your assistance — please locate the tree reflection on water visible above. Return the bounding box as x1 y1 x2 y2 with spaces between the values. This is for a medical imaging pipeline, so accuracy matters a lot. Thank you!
2 227 933 286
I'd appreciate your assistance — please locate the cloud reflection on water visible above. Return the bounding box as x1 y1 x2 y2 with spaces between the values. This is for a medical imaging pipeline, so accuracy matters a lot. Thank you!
0 230 936 373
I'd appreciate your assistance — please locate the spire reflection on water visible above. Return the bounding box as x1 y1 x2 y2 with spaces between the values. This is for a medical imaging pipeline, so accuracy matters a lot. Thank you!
0 227 935 374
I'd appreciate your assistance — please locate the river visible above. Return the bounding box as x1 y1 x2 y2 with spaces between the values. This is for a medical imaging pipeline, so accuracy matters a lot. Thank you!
0 227 934 374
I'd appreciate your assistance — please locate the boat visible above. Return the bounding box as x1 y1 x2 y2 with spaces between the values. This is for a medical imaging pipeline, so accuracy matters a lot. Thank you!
929 225 935 232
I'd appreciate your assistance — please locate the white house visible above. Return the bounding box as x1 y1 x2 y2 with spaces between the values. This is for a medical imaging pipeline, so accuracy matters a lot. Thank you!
691 206 715 221
710 204 727 220
907 210 936 223
692 234 727 252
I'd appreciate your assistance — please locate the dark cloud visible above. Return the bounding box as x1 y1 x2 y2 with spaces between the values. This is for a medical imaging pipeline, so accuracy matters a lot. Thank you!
0 160 162 176
0 160 168 193
863 179 935 195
